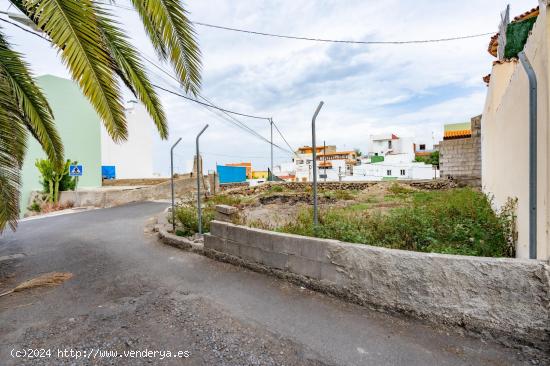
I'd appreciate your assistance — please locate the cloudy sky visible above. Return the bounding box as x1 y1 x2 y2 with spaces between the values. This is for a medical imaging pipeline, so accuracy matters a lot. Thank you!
0 0 519 175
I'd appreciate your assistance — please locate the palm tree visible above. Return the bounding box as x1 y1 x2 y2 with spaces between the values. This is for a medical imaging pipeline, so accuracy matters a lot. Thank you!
0 0 201 231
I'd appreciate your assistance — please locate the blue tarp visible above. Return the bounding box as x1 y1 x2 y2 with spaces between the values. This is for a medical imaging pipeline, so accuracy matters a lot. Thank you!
217 165 246 184
102 165 116 179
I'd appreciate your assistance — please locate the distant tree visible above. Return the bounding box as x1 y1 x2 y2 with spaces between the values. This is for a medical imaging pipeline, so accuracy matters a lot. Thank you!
354 148 363 157
415 151 439 167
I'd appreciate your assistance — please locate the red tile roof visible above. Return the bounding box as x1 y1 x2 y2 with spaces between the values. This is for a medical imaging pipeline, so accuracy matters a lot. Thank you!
488 33 499 57
487 7 539 58
513 7 539 22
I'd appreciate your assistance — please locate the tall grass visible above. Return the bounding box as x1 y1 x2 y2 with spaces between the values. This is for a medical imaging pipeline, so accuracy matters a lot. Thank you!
277 188 516 257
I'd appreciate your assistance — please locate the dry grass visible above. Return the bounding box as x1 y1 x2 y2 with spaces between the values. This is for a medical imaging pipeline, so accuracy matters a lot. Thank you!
0 272 73 297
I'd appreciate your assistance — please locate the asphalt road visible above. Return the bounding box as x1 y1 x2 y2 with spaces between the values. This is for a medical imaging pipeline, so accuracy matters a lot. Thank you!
0 202 538 365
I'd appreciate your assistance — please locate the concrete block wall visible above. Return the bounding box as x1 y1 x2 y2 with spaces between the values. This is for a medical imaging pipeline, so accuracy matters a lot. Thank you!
204 220 550 351
439 115 482 187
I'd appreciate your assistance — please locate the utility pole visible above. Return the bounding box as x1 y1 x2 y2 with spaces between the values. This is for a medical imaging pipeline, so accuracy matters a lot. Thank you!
270 118 274 181
196 125 209 235
170 137 182 233
311 101 324 228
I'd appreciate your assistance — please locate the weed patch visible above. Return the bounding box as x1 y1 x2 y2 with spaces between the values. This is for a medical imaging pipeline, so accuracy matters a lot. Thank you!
277 188 516 257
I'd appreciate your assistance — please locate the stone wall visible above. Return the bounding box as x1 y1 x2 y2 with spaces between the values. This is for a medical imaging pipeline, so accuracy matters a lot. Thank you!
42 173 216 208
204 220 550 351
102 178 170 186
439 115 482 187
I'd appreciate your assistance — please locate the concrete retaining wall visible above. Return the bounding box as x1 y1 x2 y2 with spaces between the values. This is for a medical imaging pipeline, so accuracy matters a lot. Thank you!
204 220 550 350
31 173 216 209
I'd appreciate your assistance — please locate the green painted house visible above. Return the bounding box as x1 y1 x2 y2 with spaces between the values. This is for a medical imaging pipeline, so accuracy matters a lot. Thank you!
20 75 102 215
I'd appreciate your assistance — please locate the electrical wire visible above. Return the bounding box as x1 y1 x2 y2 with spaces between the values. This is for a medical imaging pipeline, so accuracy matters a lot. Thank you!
271 120 296 154
193 22 494 45
1 11 298 157
140 54 295 154
0 17 49 40
151 82 291 154
102 2 494 45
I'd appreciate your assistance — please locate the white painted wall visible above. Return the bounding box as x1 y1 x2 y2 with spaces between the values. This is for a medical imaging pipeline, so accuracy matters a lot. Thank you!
352 157 435 181
481 2 549 260
101 101 155 179
368 135 415 161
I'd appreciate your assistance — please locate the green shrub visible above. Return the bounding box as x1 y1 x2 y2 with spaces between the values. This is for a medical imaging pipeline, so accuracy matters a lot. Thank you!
387 183 413 195
267 185 285 193
277 188 515 257
206 194 244 207
173 203 215 237
28 201 41 213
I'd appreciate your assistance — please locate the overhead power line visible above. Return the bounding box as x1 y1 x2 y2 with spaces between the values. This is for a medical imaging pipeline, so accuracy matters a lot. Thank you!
0 17 48 40
1 13 297 156
103 2 494 45
193 22 494 45
140 53 296 156
151 82 291 154
272 120 296 154
141 53 271 120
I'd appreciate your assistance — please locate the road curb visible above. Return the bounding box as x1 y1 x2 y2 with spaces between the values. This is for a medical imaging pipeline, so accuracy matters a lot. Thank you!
153 210 204 254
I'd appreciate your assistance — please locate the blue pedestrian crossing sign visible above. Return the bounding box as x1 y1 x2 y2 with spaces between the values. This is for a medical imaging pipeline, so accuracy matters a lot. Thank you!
69 165 83 177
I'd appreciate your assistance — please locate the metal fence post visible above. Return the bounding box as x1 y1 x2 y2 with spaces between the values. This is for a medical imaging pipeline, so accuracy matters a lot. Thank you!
196 124 209 234
311 102 324 228
170 137 182 232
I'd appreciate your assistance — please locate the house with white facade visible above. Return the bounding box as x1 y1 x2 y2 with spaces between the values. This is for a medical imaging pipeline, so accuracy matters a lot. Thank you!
290 145 359 182
368 134 415 161
100 101 155 179
348 133 437 181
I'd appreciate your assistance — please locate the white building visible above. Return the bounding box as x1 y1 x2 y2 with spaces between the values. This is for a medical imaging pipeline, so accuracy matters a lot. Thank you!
351 133 437 181
351 154 437 181
100 101 155 179
368 134 415 161
273 161 296 180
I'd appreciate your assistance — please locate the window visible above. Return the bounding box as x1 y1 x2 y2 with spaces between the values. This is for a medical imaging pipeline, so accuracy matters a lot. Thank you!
400 169 406 176
386 170 392 176
419 144 426 151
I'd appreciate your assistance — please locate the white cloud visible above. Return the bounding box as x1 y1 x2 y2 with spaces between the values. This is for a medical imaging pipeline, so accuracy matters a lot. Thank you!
0 0 519 174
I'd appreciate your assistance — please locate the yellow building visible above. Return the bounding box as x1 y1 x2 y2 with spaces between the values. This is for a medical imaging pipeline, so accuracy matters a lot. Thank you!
251 170 269 179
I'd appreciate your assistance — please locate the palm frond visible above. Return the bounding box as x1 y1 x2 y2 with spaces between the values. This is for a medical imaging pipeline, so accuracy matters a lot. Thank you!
0 28 63 166
22 0 128 141
129 0 201 94
96 10 168 139
0 69 28 231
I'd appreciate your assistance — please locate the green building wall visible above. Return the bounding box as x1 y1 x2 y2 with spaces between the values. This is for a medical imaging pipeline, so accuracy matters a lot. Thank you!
19 75 102 216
